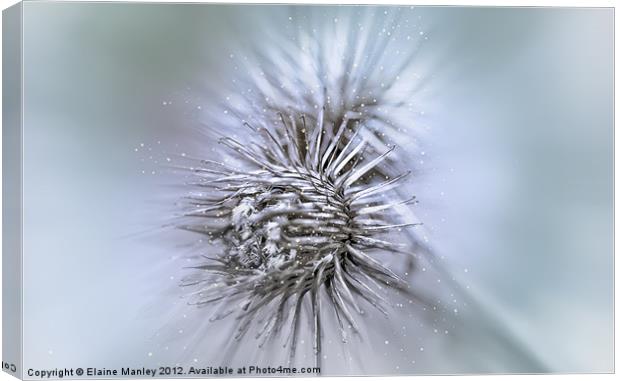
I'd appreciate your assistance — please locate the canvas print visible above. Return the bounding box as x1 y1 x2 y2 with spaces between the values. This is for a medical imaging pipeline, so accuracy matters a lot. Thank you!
1 1 614 378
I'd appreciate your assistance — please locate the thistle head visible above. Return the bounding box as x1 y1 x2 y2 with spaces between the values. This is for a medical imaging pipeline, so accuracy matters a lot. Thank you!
179 110 419 364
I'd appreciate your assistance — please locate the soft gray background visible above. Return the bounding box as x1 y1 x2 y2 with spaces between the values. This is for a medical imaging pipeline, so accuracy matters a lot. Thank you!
19 3 612 375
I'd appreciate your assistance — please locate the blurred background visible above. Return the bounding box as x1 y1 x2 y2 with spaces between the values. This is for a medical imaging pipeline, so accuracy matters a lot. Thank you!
19 3 612 374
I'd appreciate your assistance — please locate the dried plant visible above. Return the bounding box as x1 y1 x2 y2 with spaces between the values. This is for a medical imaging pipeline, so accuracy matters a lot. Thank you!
168 7 442 368
165 7 547 373
178 110 422 365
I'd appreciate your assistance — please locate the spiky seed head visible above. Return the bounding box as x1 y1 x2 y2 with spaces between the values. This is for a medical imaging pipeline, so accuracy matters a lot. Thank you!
179 111 418 365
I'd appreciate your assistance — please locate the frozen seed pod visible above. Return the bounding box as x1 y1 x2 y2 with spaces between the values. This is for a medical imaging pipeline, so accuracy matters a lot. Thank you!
178 111 422 365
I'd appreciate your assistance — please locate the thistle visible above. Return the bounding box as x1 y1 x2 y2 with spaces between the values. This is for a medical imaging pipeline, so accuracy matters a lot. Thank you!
164 7 549 373
178 110 420 365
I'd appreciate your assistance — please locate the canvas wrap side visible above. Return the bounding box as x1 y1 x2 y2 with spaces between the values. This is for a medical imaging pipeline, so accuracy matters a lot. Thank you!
3 2 23 379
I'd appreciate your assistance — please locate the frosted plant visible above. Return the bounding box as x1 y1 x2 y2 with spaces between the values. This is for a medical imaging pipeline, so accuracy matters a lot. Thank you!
178 110 423 365
165 7 438 367
165 6 547 372
160 6 552 373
